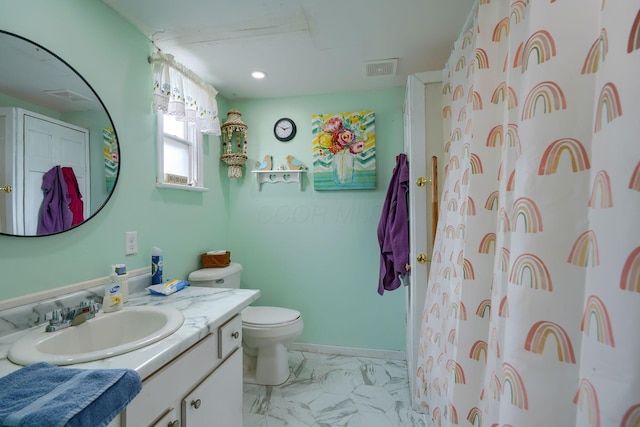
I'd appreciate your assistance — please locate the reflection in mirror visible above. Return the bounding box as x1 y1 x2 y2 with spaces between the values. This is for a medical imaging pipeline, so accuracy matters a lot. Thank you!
0 30 120 237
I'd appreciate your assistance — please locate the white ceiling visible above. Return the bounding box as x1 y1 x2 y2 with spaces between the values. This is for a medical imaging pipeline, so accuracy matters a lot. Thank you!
0 31 101 112
101 0 474 99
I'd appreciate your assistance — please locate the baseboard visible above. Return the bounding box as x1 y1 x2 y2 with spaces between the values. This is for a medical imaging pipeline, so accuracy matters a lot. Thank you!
288 342 406 361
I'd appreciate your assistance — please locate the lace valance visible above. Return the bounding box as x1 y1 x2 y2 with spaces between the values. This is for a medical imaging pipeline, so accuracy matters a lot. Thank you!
150 52 221 135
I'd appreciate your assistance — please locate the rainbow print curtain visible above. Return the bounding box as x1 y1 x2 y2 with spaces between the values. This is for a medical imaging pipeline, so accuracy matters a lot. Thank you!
415 0 640 426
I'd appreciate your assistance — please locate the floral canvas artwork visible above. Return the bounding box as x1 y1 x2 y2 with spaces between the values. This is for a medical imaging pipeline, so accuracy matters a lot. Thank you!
103 127 118 193
312 110 376 190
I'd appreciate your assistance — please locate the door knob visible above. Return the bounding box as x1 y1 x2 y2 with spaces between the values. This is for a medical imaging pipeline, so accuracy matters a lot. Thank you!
0 185 11 193
416 177 432 187
231 331 239 339
168 420 180 427
416 253 430 264
191 399 201 409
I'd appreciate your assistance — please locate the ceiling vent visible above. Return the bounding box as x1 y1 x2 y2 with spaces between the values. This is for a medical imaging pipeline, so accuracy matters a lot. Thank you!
364 59 398 77
44 89 93 102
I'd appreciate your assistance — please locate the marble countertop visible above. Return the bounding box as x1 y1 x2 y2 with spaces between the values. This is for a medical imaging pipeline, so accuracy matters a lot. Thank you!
0 286 260 379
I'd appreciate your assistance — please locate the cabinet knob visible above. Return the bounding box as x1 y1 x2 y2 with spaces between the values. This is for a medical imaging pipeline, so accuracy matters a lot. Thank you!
191 398 202 409
231 331 240 339
168 421 180 427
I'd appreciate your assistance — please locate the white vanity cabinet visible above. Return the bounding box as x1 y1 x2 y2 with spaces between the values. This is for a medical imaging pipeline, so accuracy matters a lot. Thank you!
120 314 243 427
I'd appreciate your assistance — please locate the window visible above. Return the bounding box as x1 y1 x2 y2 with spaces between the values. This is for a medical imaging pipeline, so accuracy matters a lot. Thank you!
150 51 220 192
157 113 206 190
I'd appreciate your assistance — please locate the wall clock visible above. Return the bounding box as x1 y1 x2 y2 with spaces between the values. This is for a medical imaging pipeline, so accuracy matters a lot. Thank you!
274 118 296 142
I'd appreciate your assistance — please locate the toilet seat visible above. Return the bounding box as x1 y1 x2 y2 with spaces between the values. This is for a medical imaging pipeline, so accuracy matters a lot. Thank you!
242 306 301 327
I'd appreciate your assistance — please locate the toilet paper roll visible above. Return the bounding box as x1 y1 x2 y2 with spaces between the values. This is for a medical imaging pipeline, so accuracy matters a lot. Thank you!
206 250 227 255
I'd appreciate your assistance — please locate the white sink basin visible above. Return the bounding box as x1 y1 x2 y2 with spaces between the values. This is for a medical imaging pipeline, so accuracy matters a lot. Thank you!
8 306 185 366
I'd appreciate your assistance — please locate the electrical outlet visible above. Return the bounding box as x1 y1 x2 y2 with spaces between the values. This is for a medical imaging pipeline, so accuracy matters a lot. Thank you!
125 231 138 255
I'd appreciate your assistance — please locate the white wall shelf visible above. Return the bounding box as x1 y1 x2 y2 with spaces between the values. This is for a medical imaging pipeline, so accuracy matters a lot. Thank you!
251 170 306 191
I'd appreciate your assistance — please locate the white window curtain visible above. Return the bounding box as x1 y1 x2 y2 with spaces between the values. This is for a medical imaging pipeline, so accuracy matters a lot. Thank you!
150 52 221 136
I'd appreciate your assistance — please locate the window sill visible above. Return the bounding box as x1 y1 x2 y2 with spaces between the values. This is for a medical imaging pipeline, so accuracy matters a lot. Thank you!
156 181 209 192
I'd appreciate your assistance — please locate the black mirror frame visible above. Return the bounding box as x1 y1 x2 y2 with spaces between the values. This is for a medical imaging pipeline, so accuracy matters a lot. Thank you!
0 30 121 238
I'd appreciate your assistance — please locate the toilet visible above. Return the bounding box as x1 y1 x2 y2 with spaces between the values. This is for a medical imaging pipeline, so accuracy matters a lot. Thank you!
188 263 303 386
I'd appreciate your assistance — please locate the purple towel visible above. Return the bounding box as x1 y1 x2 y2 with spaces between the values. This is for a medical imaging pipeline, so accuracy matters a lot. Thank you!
377 154 410 295
37 166 74 235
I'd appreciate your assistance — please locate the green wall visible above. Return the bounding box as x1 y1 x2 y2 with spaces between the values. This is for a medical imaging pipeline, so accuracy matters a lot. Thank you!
0 1 230 297
0 0 407 352
227 90 406 349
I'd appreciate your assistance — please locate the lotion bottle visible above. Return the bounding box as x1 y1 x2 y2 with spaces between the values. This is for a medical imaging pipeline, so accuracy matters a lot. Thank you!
103 273 123 313
112 264 129 303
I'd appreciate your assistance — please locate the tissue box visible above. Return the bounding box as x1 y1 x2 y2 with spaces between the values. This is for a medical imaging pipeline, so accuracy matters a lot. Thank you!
201 251 231 268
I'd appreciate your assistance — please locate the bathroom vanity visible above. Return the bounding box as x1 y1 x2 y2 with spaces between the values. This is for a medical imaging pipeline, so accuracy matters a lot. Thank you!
0 277 259 427
121 313 244 426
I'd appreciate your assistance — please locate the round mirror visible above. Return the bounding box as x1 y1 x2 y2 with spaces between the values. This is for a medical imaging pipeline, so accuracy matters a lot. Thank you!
0 30 120 237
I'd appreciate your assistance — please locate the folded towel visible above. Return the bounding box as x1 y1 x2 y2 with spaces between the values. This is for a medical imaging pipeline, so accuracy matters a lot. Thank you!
0 362 142 427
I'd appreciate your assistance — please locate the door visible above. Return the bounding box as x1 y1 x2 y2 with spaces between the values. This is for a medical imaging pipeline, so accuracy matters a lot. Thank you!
403 73 443 409
0 108 17 233
20 109 89 235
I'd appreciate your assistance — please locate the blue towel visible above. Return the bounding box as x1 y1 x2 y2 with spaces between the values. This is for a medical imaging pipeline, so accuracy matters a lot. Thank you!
0 362 142 427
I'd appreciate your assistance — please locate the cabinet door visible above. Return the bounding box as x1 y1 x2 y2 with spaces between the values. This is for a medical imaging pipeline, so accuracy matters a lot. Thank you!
182 349 242 427
152 407 180 427
124 334 218 427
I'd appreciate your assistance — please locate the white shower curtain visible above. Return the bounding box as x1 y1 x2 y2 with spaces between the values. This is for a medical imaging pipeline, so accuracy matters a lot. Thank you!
415 1 640 426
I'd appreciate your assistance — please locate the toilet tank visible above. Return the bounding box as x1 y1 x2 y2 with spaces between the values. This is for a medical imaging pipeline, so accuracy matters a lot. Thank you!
188 262 242 288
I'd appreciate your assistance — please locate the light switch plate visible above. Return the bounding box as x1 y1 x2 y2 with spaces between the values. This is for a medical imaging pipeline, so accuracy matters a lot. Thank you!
125 231 138 255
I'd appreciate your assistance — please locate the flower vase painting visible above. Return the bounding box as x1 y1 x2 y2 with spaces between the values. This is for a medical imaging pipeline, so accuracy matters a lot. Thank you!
312 110 376 190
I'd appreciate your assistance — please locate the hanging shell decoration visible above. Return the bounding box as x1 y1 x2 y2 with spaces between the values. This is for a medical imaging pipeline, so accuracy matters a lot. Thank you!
221 109 248 178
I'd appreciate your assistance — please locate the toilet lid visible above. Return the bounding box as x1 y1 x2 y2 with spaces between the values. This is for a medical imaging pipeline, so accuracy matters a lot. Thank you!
242 306 301 326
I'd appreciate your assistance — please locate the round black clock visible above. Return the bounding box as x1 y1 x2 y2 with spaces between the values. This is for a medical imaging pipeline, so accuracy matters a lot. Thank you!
274 118 296 142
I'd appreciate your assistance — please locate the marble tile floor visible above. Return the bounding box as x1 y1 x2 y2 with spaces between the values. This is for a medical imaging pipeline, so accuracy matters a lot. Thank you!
243 350 433 427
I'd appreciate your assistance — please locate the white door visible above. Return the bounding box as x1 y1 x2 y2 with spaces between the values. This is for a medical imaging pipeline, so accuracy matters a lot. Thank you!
21 110 89 235
0 108 17 234
403 73 443 409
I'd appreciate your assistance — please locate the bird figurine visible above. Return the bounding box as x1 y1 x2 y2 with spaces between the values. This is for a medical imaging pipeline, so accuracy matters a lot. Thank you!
286 155 307 170
255 155 272 171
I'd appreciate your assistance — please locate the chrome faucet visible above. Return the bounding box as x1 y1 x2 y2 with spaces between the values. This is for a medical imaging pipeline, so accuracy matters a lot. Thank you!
45 300 100 332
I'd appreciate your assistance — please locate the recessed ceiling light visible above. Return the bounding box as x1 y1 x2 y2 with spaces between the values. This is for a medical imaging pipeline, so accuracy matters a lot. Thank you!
251 71 267 79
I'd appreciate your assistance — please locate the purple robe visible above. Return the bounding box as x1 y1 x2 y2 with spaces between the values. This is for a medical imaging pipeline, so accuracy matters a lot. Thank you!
37 166 73 235
377 154 410 295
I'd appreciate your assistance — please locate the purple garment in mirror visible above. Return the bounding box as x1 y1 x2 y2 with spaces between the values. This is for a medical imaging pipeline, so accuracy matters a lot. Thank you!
37 166 74 235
